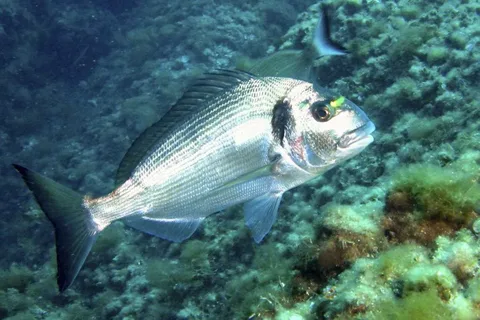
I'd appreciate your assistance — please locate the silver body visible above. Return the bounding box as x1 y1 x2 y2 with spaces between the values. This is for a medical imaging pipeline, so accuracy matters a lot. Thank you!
86 75 374 243
89 78 309 225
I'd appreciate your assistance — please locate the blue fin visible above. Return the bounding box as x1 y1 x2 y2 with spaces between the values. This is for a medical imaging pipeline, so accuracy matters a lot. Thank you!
124 216 204 242
313 7 347 56
244 193 283 243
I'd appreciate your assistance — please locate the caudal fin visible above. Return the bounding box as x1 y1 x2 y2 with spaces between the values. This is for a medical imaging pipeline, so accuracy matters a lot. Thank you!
313 7 348 56
13 164 99 292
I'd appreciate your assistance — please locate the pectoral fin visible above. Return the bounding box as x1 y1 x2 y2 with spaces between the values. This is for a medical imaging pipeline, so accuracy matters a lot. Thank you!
244 193 283 243
124 216 204 242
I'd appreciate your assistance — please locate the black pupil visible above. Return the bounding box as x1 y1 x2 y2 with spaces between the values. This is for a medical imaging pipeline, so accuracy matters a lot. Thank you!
317 108 328 118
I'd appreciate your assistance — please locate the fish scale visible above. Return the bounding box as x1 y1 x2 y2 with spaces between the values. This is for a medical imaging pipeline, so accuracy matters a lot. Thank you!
90 77 304 223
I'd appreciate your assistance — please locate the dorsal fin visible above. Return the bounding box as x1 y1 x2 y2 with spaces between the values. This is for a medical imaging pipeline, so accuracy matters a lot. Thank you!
114 69 256 187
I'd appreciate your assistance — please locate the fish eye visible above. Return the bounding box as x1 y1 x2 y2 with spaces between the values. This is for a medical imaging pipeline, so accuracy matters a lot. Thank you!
311 102 333 122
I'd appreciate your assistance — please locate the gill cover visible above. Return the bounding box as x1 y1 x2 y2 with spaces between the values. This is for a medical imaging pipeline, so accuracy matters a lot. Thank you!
285 92 354 172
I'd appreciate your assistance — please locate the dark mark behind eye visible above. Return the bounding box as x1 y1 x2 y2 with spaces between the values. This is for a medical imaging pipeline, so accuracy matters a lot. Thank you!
271 100 293 147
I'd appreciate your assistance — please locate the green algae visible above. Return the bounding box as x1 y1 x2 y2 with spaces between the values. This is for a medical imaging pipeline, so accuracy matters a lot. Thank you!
368 288 453 320
0 264 34 293
375 245 428 280
315 240 480 320
391 161 479 224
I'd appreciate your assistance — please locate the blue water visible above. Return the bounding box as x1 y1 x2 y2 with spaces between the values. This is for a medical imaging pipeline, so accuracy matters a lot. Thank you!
1 0 478 319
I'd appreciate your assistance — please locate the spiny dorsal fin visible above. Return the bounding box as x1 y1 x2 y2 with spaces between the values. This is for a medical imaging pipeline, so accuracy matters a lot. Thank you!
114 69 256 187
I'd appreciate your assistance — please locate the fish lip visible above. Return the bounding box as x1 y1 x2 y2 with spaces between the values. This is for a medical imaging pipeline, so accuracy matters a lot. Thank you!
338 121 376 149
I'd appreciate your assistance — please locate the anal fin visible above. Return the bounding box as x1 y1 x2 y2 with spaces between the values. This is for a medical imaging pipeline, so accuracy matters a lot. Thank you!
244 193 283 243
124 216 204 242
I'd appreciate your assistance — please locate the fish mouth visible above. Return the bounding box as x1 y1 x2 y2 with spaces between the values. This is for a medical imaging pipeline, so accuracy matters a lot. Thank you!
338 121 376 149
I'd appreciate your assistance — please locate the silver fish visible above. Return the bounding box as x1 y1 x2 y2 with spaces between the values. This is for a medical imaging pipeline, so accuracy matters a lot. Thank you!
13 9 374 292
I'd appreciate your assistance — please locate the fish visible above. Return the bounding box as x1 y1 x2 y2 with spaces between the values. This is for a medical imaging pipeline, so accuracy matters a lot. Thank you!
243 5 347 81
13 8 375 292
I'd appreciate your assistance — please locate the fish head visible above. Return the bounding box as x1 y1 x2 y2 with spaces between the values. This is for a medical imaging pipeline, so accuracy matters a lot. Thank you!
281 83 375 174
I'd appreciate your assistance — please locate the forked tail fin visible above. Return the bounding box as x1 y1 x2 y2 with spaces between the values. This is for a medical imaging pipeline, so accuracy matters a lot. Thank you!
313 6 348 56
13 164 99 292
